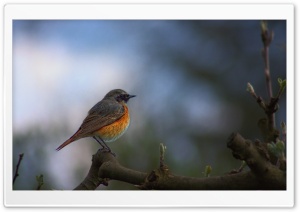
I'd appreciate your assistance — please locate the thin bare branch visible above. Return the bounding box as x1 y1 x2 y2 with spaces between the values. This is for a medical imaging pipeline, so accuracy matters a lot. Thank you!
13 153 24 185
261 20 275 129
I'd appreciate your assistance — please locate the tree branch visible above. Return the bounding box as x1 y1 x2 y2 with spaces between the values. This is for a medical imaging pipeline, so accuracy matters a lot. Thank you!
227 133 286 189
74 149 146 190
74 137 286 190
13 153 24 185
261 21 278 134
246 22 285 143
261 20 274 100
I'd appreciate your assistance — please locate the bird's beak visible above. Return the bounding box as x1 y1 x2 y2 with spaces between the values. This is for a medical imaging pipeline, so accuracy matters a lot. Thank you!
128 95 136 99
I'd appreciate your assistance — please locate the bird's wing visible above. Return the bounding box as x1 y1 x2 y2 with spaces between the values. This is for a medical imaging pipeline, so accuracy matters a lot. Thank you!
77 100 125 137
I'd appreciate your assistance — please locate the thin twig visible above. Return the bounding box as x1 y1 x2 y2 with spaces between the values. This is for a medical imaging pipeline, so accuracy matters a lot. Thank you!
261 20 275 130
159 143 165 169
13 153 24 184
247 83 266 110
262 45 273 98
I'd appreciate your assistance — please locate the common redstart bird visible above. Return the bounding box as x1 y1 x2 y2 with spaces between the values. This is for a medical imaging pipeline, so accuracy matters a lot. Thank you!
56 89 136 155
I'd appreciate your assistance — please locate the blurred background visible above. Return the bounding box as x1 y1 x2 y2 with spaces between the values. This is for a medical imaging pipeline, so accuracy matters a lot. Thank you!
12 20 286 190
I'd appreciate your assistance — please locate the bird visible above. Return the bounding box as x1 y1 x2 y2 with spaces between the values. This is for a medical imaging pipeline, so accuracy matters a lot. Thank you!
56 89 136 155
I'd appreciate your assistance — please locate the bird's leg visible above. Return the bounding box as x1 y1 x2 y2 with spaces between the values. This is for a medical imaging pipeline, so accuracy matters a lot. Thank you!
93 136 116 157
93 136 105 149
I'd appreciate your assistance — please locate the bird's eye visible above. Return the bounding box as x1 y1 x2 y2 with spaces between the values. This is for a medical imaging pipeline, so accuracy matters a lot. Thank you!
116 94 125 102
122 94 129 99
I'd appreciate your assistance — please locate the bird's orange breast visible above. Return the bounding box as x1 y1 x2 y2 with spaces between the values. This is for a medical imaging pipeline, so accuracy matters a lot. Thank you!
95 104 130 142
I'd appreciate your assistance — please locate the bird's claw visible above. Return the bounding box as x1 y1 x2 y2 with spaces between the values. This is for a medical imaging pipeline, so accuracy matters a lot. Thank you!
100 147 116 157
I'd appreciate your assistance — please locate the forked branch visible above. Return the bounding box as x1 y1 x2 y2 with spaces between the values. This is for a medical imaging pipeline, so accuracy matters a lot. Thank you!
74 138 286 191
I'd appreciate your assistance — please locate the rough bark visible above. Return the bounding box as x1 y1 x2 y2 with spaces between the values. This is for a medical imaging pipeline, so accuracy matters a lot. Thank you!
74 133 286 190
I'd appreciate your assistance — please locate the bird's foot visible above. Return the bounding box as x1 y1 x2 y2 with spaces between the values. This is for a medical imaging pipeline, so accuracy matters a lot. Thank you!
100 147 116 157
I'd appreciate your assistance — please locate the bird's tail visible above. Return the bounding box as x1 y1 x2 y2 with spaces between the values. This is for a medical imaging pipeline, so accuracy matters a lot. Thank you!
56 138 75 151
56 129 81 151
